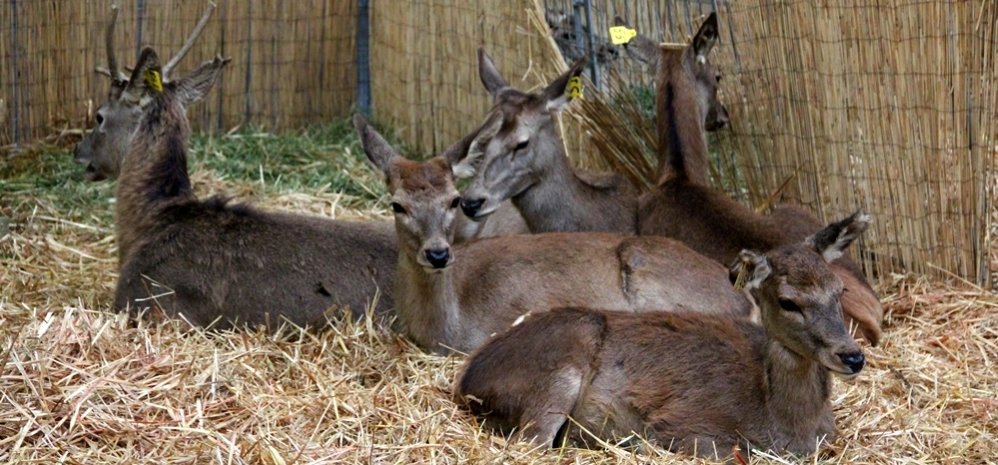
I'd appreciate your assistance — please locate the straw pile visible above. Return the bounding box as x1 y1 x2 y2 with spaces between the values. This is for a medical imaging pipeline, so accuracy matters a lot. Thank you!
1 127 995 464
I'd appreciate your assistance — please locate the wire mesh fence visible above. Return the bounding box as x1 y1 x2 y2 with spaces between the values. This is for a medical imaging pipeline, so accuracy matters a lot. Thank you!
1 0 995 284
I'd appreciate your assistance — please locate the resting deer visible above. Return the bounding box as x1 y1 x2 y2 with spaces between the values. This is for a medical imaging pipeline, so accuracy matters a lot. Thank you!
631 13 883 344
455 211 870 459
76 6 514 248
458 49 639 234
353 114 751 355
74 3 228 181
110 46 396 328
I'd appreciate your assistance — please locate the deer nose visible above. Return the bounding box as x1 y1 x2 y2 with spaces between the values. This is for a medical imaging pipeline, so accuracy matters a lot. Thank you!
424 248 451 269
838 352 865 374
461 198 485 218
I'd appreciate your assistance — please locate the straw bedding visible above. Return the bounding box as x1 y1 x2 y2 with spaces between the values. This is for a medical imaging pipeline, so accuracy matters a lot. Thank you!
1 135 995 464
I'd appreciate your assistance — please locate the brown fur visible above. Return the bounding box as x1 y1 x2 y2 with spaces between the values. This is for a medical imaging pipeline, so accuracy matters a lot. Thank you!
456 49 638 234
354 115 751 355
112 48 396 329
635 14 883 345
455 212 870 459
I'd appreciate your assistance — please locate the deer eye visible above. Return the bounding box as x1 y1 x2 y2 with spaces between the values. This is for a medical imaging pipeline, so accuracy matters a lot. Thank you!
390 202 407 214
95 113 105 125
778 299 802 313
449 197 461 209
716 74 722 83
514 140 529 152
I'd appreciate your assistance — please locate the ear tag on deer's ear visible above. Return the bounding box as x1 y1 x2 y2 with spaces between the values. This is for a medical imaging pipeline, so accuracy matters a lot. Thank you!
144 69 164 93
567 76 583 100
609 26 638 45
732 262 749 291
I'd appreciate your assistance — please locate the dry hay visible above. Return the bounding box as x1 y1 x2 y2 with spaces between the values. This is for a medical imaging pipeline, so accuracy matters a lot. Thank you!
1 139 997 464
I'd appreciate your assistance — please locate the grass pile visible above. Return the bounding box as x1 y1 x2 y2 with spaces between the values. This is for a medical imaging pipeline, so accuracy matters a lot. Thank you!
1 120 996 463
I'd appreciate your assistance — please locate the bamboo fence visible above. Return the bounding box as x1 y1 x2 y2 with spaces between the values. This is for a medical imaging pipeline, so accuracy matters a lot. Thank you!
0 0 356 146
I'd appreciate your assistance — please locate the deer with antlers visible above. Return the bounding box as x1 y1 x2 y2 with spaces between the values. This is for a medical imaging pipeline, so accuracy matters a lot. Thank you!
353 114 751 355
622 13 883 344
455 211 871 459
75 3 227 181
86 5 396 328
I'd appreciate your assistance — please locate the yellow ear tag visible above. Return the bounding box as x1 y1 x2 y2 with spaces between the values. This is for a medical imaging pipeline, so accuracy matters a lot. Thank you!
733 262 749 291
609 26 638 45
144 69 164 93
567 76 583 100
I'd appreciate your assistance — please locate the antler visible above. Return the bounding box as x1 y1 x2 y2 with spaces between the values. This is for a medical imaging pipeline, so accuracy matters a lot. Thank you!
162 1 216 79
95 4 129 83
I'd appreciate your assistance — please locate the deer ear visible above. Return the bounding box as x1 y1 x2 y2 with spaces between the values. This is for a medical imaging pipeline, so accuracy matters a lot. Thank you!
174 55 230 107
543 57 588 112
353 114 400 176
614 17 660 68
450 111 502 178
691 12 719 61
122 47 164 105
807 210 872 263
478 48 509 98
729 250 771 290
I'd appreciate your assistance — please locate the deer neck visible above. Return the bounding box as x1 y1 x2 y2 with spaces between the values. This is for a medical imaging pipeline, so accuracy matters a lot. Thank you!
115 99 196 264
656 66 710 186
762 339 835 451
394 244 461 353
512 123 598 232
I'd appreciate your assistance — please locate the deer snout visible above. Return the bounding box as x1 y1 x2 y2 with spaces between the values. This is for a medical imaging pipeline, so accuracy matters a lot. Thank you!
706 104 729 132
460 198 486 219
837 351 865 374
424 248 451 269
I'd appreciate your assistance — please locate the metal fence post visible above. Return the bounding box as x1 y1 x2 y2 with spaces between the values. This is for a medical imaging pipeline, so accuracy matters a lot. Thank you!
356 0 371 117
8 0 20 149
581 0 599 89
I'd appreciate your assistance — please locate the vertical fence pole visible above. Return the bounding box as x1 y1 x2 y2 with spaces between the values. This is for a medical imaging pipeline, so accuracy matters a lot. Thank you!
243 1 253 124
135 0 146 60
356 0 371 117
8 0 19 149
581 0 599 89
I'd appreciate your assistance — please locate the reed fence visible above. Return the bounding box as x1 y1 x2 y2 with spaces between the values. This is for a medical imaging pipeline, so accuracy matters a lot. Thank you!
0 0 356 146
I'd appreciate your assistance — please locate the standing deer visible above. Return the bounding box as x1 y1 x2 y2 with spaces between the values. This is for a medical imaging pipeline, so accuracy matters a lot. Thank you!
110 44 397 328
458 49 639 234
353 114 751 355
455 211 871 459
632 13 883 344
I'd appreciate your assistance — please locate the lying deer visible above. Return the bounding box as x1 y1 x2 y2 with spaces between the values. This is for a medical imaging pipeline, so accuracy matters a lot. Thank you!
353 114 751 354
455 211 871 459
74 3 228 181
108 43 396 328
76 6 513 248
630 13 883 344
457 49 639 234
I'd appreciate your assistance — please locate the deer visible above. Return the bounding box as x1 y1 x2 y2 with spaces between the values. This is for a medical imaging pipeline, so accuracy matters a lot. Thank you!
454 211 871 460
457 49 639 234
76 6 516 249
628 13 883 345
107 40 397 328
74 3 229 181
353 114 752 355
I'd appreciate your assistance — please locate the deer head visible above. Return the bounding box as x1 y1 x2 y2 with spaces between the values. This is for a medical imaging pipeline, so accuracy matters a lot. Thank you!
455 48 587 220
732 211 870 378
354 114 485 270
74 2 229 181
616 14 728 132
